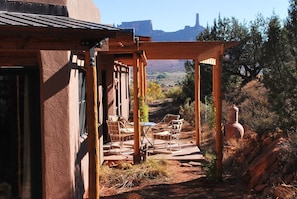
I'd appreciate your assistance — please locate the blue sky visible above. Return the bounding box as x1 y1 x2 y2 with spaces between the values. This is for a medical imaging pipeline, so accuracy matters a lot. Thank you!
94 0 289 32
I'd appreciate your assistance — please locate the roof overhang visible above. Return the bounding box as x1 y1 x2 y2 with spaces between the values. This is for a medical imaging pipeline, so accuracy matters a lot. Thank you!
0 11 133 51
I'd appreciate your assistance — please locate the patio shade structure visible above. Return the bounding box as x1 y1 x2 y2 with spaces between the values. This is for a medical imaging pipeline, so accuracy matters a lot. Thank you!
0 11 133 199
106 38 239 180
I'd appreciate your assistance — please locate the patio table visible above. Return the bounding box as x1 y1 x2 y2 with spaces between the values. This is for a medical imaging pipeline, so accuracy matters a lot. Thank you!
130 122 156 147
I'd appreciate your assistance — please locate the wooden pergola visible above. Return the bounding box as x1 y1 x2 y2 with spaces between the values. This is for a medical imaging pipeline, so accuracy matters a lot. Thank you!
106 37 239 180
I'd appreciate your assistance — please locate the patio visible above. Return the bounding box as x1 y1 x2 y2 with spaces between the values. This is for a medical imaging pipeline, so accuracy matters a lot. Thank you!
103 133 205 162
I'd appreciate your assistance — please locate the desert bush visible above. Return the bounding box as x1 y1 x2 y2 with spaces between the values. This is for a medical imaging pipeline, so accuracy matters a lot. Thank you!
164 85 182 99
202 150 217 182
179 98 195 126
146 81 164 102
100 158 169 189
179 97 215 128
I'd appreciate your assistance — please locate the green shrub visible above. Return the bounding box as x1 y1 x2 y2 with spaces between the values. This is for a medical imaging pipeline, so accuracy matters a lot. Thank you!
224 80 279 134
179 97 215 128
165 85 182 99
139 97 149 122
146 81 164 102
202 150 217 182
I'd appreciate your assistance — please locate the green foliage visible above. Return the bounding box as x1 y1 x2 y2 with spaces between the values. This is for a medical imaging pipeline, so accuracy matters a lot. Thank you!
197 15 267 90
202 151 217 182
179 98 195 126
205 95 216 129
180 60 214 104
180 9 297 134
262 4 297 131
164 85 182 99
139 97 149 122
179 97 215 128
129 84 134 100
156 73 168 80
224 80 279 134
180 61 195 102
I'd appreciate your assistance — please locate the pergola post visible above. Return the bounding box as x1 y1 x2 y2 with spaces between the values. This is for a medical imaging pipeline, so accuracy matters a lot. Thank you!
86 48 100 198
133 52 141 164
213 45 224 181
139 61 144 98
143 63 147 96
195 58 201 146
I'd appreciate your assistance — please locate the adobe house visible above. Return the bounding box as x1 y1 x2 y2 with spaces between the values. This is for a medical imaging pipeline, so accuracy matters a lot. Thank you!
0 1 238 198
0 1 134 198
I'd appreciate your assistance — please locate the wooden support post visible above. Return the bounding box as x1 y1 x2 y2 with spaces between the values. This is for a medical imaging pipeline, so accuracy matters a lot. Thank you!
213 46 224 181
139 61 144 98
133 52 141 164
143 63 147 96
140 51 148 96
86 48 100 198
195 59 201 146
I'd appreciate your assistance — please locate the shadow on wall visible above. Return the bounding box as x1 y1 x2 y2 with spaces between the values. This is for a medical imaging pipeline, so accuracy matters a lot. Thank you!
74 138 88 198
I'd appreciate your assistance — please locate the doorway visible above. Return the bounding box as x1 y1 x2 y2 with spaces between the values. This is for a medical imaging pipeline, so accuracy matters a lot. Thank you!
0 68 42 199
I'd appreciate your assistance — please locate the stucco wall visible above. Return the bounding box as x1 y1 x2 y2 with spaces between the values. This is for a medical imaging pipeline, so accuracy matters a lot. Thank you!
8 0 100 22
1 1 103 198
18 1 109 198
40 50 73 199
120 70 130 119
66 0 100 23
38 1 102 198
65 2 101 197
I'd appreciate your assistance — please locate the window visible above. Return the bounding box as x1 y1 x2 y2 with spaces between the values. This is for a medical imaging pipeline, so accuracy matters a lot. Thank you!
78 68 87 137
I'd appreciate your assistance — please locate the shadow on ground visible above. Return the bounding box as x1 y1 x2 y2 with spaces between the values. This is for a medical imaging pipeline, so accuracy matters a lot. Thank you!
101 177 246 199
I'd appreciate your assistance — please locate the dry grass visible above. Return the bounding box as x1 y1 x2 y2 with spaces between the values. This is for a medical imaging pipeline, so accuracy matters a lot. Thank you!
100 158 169 190
274 183 297 199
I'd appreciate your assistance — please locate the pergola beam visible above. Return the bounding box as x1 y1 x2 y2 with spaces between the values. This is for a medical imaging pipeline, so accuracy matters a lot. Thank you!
138 41 238 59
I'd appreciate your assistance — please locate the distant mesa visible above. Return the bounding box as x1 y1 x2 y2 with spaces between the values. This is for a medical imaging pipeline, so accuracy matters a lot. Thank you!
117 13 204 41
116 14 205 73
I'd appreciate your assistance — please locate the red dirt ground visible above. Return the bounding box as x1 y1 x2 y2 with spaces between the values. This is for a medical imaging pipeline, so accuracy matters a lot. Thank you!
100 163 248 199
99 99 297 199
99 99 251 199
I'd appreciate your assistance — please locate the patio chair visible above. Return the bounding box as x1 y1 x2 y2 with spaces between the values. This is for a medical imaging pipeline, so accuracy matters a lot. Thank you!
153 118 184 152
159 114 180 124
151 114 180 133
108 115 134 132
106 120 134 153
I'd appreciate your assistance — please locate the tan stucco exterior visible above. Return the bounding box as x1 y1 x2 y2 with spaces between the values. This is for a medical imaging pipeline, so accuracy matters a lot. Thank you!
0 1 109 198
12 0 100 22
40 50 74 198
66 0 101 23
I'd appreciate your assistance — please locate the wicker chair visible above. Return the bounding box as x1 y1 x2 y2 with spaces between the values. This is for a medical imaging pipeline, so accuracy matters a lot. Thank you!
106 120 134 153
